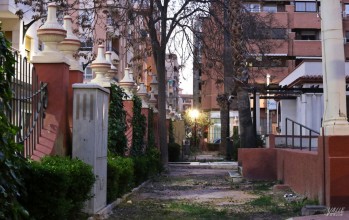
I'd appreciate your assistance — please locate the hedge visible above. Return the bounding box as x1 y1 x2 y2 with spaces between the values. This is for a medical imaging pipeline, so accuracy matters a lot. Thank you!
107 155 134 203
21 156 95 220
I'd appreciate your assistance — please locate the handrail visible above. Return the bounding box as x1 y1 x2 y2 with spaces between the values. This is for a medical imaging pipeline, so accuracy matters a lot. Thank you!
285 117 320 151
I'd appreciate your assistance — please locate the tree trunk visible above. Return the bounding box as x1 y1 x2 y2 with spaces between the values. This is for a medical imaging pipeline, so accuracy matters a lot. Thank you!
237 87 255 148
156 48 168 165
221 0 233 156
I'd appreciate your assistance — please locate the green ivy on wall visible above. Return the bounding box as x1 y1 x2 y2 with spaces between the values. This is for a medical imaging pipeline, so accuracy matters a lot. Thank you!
0 29 28 219
147 108 156 150
108 83 128 156
169 119 175 144
130 95 146 157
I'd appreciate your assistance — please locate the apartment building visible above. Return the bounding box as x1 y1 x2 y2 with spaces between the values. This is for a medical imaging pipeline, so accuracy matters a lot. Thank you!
165 53 180 113
194 0 349 142
0 0 42 58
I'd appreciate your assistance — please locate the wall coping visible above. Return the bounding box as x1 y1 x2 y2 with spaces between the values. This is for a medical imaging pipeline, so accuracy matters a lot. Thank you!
72 83 110 94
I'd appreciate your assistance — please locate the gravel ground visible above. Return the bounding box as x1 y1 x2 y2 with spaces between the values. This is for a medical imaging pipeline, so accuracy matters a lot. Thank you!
107 164 305 220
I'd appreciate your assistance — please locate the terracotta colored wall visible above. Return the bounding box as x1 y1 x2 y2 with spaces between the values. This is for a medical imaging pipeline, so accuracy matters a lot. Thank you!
320 136 349 209
239 145 323 201
238 148 277 181
123 100 133 154
32 63 70 159
276 149 323 201
141 108 149 145
153 112 160 149
293 41 322 57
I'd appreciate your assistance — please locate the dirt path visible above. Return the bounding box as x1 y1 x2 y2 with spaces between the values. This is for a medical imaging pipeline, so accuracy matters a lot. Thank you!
107 164 304 220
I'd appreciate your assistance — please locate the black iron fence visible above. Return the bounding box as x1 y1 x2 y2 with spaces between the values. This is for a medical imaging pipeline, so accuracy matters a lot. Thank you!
7 51 48 158
276 117 320 151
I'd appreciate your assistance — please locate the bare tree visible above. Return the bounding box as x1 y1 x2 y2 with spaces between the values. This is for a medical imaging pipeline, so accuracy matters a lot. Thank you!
197 0 286 149
16 0 213 166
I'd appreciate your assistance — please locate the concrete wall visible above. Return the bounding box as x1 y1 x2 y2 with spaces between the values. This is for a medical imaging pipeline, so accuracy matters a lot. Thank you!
280 99 297 135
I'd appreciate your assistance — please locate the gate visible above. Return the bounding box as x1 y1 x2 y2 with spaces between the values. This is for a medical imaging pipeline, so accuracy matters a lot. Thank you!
8 51 48 158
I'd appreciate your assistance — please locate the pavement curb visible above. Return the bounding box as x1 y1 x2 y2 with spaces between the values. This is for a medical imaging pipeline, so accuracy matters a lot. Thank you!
89 179 151 220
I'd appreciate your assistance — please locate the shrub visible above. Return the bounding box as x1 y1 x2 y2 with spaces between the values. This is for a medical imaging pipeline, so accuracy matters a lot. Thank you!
169 120 175 144
168 142 181 162
107 155 134 203
131 95 146 156
132 156 148 185
21 156 95 220
146 147 163 176
107 158 120 203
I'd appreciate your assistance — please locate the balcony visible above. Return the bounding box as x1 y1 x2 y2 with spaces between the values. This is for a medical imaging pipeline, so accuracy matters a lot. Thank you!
291 13 321 29
293 40 322 57
0 0 18 18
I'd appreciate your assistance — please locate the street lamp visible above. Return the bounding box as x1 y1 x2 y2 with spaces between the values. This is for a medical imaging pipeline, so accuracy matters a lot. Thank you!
189 109 199 154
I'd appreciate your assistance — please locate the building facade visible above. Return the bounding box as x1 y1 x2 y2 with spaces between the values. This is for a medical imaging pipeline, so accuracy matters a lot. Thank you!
194 0 349 143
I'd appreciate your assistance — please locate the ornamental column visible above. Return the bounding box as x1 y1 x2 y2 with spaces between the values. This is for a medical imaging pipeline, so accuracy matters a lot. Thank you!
91 45 111 88
31 2 70 157
105 51 118 84
59 15 83 136
321 0 349 135
138 83 149 145
320 0 349 209
119 68 136 154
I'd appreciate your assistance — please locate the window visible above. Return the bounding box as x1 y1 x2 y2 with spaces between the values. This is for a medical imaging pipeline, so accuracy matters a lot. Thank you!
346 4 349 14
208 118 221 143
270 28 287 39
84 66 93 80
244 3 261 12
345 32 349 43
4 31 12 43
295 1 317 12
250 57 287 68
80 37 93 51
25 35 32 60
294 29 320 40
263 5 277 13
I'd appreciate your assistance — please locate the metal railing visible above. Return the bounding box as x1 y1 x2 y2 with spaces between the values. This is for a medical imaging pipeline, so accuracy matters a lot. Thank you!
7 52 48 158
283 117 320 151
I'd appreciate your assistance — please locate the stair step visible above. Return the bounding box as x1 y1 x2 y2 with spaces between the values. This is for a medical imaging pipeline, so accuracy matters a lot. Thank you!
228 170 243 183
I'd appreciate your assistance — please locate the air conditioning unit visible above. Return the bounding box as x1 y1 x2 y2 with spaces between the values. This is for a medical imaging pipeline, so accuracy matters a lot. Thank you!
344 37 348 44
343 11 348 18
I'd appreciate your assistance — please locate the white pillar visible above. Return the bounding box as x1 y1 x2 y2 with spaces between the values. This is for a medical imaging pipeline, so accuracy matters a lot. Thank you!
256 93 261 135
300 94 307 134
72 84 109 214
321 0 349 135
266 74 270 134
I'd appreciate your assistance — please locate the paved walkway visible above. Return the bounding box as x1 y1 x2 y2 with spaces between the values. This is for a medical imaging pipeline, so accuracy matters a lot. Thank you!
288 211 349 220
100 153 348 220
104 162 314 219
